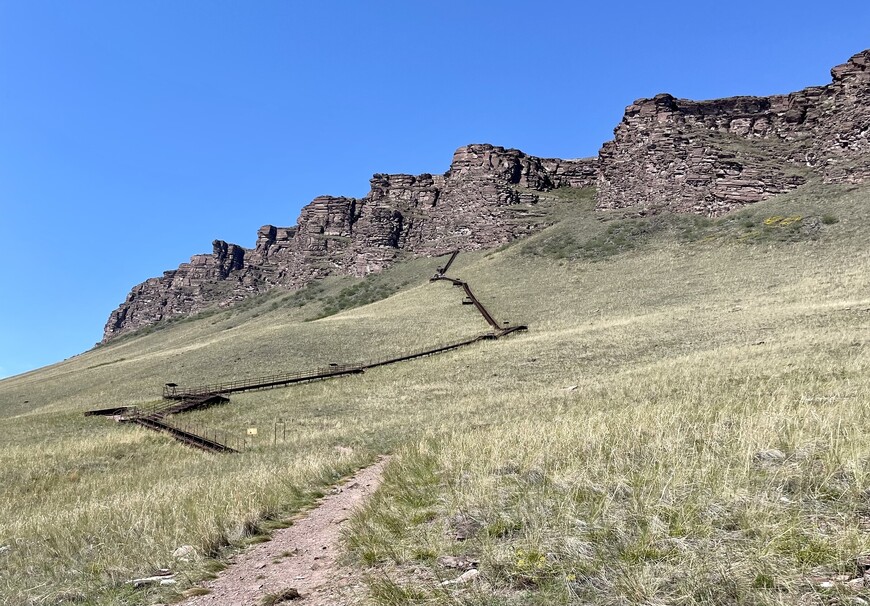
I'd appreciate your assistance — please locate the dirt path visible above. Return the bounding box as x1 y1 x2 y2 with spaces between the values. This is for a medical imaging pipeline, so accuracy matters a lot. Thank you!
182 457 389 606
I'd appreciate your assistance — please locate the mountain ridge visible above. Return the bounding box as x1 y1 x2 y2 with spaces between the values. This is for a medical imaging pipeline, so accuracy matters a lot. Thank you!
103 49 869 342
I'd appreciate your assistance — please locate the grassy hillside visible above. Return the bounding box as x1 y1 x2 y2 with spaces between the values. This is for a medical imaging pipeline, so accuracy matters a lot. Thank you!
1 182 868 605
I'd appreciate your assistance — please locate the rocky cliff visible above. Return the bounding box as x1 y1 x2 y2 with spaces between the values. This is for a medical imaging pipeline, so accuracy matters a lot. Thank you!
104 50 870 341
597 49 870 214
103 144 596 341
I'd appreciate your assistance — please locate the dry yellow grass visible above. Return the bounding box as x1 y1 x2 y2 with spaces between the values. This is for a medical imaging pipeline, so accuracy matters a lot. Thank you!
0 182 868 604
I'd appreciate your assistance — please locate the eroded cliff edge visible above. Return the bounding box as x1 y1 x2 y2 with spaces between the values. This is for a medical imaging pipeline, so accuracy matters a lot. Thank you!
103 144 596 341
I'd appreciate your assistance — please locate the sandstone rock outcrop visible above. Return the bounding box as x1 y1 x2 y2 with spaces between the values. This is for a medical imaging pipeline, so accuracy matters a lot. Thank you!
597 49 870 214
103 145 596 341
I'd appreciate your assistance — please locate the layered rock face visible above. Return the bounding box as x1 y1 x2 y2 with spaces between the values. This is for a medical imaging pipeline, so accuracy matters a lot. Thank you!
597 50 870 214
103 144 597 341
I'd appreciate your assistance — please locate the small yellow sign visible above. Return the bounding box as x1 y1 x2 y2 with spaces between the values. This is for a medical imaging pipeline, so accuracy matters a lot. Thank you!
247 428 258 436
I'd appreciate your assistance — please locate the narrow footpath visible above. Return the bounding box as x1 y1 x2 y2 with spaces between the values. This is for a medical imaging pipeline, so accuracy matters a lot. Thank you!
182 457 389 606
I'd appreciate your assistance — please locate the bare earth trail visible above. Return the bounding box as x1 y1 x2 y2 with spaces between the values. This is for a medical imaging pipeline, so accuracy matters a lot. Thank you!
182 457 389 606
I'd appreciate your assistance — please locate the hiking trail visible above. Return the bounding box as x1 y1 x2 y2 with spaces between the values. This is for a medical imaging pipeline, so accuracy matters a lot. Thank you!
181 457 389 606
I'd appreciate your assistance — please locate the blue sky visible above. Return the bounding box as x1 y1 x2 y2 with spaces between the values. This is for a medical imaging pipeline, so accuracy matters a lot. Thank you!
1 0 868 379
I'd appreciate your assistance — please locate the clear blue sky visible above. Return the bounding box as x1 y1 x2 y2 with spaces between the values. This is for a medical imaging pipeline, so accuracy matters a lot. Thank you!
1 0 868 379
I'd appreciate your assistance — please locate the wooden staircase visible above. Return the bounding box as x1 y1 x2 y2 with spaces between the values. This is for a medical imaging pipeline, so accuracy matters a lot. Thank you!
130 415 238 453
86 251 527 455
